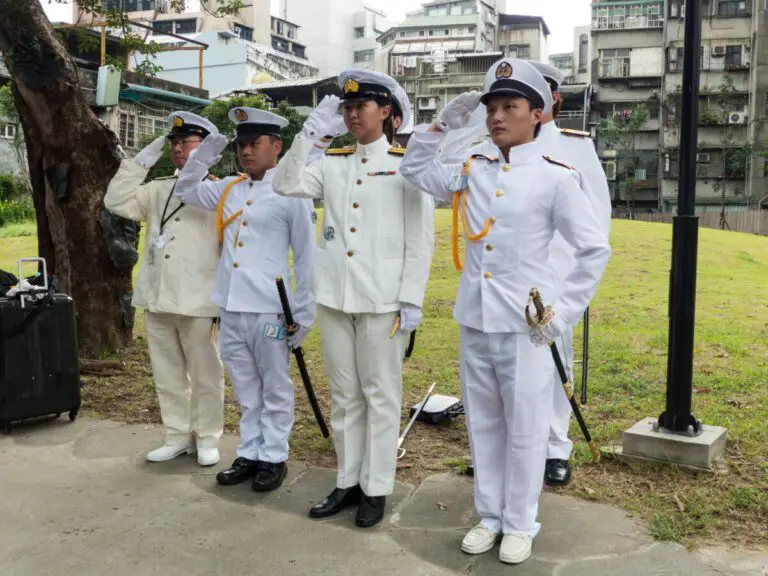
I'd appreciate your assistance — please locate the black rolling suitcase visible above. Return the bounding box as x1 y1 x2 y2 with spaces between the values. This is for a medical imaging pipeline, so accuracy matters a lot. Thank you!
0 258 81 433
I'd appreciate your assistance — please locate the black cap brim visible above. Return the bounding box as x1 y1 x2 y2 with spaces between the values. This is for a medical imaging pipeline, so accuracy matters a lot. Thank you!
235 124 283 140
480 79 545 109
167 125 210 139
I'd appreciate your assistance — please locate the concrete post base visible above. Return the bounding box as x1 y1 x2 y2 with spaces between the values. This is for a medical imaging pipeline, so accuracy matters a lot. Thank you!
616 417 727 471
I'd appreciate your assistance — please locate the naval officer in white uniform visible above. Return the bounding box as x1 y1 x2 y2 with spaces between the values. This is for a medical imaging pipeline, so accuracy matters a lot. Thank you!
400 58 610 564
272 69 435 528
104 111 225 467
172 108 316 492
528 60 612 486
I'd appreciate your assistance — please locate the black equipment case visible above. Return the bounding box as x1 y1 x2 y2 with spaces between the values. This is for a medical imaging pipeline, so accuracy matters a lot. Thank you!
0 258 81 432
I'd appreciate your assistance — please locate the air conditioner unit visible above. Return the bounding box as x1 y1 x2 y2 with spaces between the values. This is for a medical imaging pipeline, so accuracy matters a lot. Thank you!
696 152 711 163
634 168 647 180
712 45 726 56
603 161 617 180
728 111 747 124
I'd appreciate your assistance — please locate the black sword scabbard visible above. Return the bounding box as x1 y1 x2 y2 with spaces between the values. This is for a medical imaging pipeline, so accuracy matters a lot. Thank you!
276 276 330 438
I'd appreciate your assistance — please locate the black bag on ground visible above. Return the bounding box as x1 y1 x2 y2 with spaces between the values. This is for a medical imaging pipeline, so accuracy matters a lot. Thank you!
409 394 464 425
0 259 80 432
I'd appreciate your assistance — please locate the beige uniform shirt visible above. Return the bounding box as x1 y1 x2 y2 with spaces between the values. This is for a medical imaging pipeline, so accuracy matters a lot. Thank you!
104 159 220 318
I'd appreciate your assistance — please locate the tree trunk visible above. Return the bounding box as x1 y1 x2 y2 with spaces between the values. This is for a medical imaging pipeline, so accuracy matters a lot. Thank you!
0 1 139 355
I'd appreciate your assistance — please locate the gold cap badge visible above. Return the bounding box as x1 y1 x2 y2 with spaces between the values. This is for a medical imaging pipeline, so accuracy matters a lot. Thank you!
495 62 513 79
344 78 359 94
173 116 184 127
233 108 248 122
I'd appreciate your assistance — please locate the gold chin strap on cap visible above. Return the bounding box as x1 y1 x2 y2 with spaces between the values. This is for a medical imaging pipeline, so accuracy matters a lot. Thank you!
216 174 247 242
451 156 494 271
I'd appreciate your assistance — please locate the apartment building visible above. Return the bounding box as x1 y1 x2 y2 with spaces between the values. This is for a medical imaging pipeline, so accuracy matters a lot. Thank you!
277 0 393 76
378 1 536 126
661 0 756 211
590 0 665 211
497 14 549 62
74 0 317 91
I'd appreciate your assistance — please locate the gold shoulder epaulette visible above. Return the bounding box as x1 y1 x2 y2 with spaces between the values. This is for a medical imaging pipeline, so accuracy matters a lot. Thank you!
560 128 591 139
543 155 575 170
387 146 405 156
470 153 498 162
326 146 356 156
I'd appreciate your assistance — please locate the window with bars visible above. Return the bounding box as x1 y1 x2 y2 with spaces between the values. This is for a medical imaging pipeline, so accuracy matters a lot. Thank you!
119 112 137 150
174 19 196 34
717 0 747 16
506 44 530 59
354 50 374 63
599 49 631 78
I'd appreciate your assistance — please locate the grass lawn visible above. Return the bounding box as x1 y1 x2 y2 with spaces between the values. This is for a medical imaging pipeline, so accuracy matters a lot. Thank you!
1 211 766 548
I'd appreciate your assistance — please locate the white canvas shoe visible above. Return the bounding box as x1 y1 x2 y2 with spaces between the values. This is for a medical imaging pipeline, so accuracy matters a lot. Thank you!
461 524 500 554
499 533 533 564
197 447 220 467
146 444 195 462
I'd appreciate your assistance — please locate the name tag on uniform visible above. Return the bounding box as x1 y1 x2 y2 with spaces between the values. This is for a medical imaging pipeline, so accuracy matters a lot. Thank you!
263 323 286 340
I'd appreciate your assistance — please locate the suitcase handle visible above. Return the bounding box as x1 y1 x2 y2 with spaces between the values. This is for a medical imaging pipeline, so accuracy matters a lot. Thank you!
16 258 48 292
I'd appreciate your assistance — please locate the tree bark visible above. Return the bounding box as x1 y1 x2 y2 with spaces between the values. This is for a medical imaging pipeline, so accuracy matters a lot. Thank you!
0 0 138 354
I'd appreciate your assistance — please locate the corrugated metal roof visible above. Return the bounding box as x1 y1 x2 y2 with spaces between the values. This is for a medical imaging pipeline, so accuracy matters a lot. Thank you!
244 75 337 90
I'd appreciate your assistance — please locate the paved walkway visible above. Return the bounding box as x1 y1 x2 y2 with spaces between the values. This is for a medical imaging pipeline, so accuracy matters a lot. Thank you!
1 417 766 576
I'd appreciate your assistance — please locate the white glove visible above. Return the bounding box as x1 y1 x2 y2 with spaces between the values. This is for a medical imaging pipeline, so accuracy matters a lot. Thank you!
436 91 482 132
301 95 341 140
188 133 228 168
529 310 566 348
399 304 422 333
331 115 347 137
287 325 310 349
133 135 166 169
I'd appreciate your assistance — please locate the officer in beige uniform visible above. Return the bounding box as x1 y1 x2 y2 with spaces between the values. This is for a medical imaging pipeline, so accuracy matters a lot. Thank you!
272 70 435 528
104 111 224 467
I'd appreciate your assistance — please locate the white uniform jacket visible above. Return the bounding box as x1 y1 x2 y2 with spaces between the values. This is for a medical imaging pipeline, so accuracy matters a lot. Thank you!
173 156 316 329
537 122 612 305
400 127 611 334
103 159 221 318
272 133 435 314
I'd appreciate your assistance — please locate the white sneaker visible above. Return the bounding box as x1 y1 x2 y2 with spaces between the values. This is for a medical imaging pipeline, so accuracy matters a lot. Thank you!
146 444 195 462
499 533 533 564
197 447 220 467
461 524 500 554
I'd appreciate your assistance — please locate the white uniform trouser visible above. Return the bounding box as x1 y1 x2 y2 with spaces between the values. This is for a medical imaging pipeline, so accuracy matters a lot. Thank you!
219 310 294 463
460 326 554 537
144 311 224 450
316 304 407 497
547 325 575 460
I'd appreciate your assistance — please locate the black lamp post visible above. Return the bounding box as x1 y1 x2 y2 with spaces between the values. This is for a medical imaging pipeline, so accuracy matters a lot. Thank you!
657 0 703 435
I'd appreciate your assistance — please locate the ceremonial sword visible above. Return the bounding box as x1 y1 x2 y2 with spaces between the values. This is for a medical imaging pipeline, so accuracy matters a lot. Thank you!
397 382 437 460
275 275 330 438
525 288 600 463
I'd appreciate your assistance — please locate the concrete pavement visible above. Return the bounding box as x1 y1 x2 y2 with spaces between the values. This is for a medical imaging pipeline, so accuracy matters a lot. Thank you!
1 417 765 576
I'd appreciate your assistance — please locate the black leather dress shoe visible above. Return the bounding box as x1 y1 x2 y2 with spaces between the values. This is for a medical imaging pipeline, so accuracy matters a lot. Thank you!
216 457 261 486
355 495 386 528
544 459 571 486
252 461 288 492
309 485 363 519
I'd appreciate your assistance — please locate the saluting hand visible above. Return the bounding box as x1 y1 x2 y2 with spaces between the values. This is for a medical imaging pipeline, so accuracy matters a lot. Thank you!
435 91 482 132
133 135 166 169
189 133 229 168
302 95 342 140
